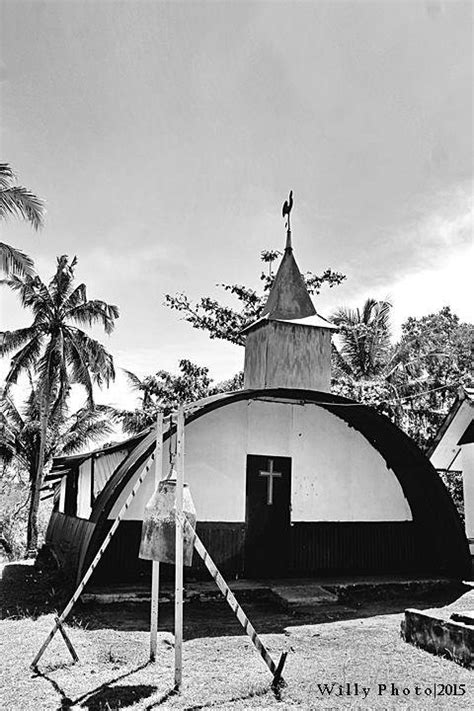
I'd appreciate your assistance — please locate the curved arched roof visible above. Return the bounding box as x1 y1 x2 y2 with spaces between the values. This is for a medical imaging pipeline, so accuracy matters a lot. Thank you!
79 388 471 580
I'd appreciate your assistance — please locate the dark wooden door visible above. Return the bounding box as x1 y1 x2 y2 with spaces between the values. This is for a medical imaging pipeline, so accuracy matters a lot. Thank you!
245 455 291 577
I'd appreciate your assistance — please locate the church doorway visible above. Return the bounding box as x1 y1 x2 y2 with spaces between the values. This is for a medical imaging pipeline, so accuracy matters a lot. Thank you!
245 454 291 577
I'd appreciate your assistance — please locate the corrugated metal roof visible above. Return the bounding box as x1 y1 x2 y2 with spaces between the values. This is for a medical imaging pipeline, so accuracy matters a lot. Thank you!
75 387 470 582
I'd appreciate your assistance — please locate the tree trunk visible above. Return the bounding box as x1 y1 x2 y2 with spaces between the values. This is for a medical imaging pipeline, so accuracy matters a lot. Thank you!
26 473 42 555
26 383 49 556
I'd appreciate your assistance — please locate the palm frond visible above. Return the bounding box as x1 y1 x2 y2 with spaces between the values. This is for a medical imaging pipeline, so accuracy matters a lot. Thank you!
2 272 54 318
0 243 35 277
0 391 25 431
66 300 119 335
49 255 77 308
123 369 144 391
66 328 116 387
0 163 15 189
61 282 87 312
63 329 95 405
59 406 116 455
3 334 44 390
0 326 39 356
0 187 45 230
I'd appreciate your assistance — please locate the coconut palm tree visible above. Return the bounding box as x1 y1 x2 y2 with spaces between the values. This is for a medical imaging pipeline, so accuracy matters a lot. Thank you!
0 255 119 550
0 385 116 555
0 163 45 276
331 298 393 380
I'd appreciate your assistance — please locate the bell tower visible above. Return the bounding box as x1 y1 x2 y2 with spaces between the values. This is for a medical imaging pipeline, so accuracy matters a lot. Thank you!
242 192 336 392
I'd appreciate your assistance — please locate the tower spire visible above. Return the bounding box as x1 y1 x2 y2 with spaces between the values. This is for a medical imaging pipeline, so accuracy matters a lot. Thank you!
281 190 293 251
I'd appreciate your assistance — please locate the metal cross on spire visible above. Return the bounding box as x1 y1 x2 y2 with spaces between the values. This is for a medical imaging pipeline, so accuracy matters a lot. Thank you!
281 190 293 251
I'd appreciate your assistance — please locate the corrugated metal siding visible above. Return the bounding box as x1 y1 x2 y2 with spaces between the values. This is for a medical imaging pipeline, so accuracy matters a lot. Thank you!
86 521 424 582
46 511 95 577
194 523 246 578
289 522 423 575
93 449 128 498
90 521 246 583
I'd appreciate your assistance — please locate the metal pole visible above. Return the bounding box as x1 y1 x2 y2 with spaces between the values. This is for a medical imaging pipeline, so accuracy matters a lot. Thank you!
174 406 185 690
31 448 156 669
150 410 163 661
180 514 287 686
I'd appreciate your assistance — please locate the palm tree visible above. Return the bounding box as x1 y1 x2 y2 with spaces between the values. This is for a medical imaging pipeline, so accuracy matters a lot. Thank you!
0 386 116 555
0 163 45 276
331 298 393 381
116 360 215 435
0 256 119 551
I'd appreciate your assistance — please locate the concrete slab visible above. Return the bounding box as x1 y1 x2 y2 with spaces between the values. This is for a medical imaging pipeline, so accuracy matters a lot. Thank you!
402 586 474 668
269 583 338 610
451 611 474 626
81 575 465 607
402 609 474 668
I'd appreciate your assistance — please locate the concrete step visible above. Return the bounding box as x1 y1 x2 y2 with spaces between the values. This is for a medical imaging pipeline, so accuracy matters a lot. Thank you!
270 583 338 610
80 576 462 607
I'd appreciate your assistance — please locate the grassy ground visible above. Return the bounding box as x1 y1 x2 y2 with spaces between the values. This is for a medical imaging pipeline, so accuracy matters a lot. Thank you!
1 564 473 711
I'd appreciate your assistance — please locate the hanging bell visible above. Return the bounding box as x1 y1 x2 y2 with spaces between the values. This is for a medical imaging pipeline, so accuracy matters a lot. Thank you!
139 479 197 566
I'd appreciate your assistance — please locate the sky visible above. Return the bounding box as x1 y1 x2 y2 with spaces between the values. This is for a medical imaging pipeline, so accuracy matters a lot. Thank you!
0 0 472 413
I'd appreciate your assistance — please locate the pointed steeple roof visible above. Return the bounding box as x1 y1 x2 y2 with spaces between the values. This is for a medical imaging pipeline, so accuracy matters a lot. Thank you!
242 192 336 334
260 241 316 320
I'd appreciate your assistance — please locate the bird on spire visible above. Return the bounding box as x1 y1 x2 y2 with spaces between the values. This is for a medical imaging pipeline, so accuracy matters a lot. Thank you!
282 190 293 250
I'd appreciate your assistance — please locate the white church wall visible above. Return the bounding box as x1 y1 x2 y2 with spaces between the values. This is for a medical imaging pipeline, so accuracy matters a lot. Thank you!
77 459 92 519
108 398 412 522
109 402 248 521
290 403 412 521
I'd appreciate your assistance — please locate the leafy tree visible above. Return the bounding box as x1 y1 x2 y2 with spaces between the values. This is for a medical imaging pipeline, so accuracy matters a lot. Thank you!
0 162 44 276
0 386 116 557
332 303 473 451
0 256 118 551
116 359 216 434
165 250 346 346
331 299 393 380
116 361 245 435
394 307 473 449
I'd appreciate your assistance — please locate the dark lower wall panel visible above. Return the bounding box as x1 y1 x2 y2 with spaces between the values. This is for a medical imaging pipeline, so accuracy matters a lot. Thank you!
89 521 245 583
289 522 426 575
87 519 429 584
46 512 95 578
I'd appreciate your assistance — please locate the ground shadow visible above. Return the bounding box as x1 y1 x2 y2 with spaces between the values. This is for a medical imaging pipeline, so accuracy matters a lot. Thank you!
70 582 471 641
0 562 65 618
79 684 157 710
34 662 154 711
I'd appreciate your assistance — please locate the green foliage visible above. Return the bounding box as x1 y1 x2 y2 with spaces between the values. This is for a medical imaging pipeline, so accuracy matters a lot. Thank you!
438 469 465 523
332 304 473 453
165 251 346 346
0 162 45 278
116 361 244 435
0 255 119 551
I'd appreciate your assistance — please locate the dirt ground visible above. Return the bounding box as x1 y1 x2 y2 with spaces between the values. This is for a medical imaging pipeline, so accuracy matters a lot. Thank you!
1 562 473 711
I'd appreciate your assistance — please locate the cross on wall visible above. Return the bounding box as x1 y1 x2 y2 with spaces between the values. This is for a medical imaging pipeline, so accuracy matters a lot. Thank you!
259 459 282 505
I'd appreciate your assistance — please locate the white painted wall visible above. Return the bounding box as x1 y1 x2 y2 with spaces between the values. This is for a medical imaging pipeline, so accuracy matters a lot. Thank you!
77 459 92 519
58 477 66 513
461 443 474 554
109 398 412 522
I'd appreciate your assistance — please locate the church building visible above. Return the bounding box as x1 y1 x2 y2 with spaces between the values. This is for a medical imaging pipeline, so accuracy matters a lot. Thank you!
43 205 470 584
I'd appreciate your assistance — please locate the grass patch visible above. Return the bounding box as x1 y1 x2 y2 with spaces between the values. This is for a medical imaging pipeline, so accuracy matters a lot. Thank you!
1 564 473 710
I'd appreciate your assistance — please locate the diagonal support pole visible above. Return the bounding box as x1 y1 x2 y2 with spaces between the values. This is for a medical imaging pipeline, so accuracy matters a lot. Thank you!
150 410 163 662
174 406 185 691
31 448 157 670
54 616 79 663
180 514 287 686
